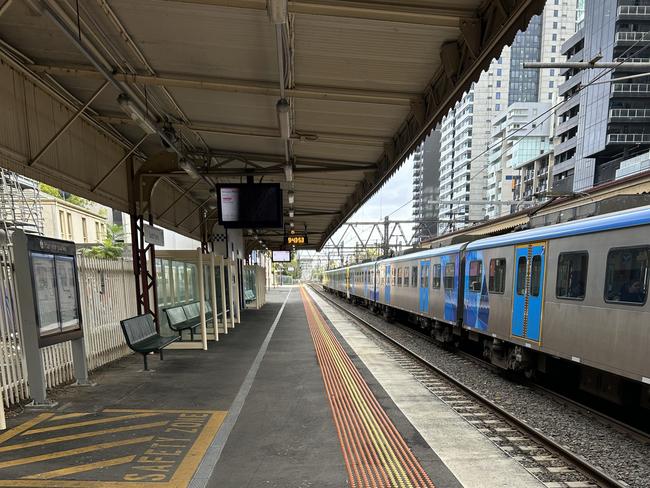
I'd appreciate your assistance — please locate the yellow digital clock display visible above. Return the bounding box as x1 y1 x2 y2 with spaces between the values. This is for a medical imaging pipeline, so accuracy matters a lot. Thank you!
286 235 306 245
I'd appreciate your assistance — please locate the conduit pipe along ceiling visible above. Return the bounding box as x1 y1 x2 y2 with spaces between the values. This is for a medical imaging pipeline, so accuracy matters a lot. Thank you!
0 0 544 249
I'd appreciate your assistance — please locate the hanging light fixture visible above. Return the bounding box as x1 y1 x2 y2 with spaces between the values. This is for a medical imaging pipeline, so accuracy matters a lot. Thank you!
117 94 157 134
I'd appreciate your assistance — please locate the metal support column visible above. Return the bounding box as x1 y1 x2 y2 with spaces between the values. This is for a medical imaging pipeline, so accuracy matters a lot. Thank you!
127 158 159 329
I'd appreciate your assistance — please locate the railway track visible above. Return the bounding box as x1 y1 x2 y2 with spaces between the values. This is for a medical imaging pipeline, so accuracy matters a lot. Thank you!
308 284 632 488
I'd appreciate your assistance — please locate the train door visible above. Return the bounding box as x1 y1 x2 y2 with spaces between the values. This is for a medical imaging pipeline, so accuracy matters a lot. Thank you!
345 267 350 299
419 260 430 313
384 264 391 303
364 270 369 298
512 242 546 342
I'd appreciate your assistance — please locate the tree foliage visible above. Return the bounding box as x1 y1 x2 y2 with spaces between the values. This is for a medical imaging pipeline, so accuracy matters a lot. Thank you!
39 183 90 208
82 224 125 260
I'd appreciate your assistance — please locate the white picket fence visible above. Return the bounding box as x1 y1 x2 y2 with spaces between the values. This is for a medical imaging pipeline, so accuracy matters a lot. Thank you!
0 250 136 408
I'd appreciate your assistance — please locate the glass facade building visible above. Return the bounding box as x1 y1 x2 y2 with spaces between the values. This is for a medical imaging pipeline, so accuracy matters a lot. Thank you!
555 0 650 192
509 16 543 104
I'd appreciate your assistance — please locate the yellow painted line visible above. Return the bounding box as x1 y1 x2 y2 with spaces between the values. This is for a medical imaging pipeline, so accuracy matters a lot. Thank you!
169 411 228 485
48 413 93 422
0 414 54 445
302 288 414 488
0 421 169 453
103 408 219 414
0 480 171 487
23 455 137 480
22 413 159 435
317 312 409 487
0 436 154 469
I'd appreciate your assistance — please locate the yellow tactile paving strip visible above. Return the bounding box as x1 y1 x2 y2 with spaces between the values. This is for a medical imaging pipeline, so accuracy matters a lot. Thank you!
301 286 436 488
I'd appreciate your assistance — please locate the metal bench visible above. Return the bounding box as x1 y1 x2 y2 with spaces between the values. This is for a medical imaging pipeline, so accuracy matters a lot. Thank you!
120 314 179 370
164 302 213 341
244 289 256 303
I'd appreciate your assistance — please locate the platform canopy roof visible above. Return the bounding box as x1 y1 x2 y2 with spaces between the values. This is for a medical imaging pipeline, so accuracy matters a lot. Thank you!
0 0 544 250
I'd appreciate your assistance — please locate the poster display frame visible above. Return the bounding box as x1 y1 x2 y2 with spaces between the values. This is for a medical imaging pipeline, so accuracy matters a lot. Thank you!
26 236 83 347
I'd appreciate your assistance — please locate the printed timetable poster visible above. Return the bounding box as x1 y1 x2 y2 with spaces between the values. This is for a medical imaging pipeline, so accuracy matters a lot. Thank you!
31 253 58 335
30 252 80 336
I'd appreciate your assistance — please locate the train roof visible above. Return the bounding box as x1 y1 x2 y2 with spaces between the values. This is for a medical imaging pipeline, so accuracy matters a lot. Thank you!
325 243 465 272
466 204 650 251
380 243 466 264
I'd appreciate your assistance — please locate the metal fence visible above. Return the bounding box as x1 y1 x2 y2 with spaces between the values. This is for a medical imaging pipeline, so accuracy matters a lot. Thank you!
0 250 136 408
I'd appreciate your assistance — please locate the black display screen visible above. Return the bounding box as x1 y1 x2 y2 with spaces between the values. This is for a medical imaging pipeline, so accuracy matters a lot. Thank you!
217 184 283 228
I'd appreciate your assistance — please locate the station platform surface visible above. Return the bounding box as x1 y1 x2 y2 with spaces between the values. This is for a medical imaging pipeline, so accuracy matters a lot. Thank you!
0 286 544 488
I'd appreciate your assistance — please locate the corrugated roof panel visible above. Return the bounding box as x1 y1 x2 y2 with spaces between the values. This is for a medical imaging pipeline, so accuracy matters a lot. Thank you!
109 0 278 81
295 16 457 92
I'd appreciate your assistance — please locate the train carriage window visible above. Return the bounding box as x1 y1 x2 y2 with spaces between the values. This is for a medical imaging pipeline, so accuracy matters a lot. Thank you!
391 269 396 287
530 255 542 297
432 264 441 288
404 267 410 287
604 247 649 305
557 252 588 300
489 258 506 294
411 266 418 287
397 267 403 287
443 262 455 289
468 260 483 292
516 257 527 295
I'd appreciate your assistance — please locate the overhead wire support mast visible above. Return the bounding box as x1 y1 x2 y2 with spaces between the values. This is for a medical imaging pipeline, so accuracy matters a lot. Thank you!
523 61 650 69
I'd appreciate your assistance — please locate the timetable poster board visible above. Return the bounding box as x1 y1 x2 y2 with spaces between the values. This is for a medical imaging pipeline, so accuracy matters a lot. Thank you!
31 253 59 335
26 236 83 347
55 256 80 331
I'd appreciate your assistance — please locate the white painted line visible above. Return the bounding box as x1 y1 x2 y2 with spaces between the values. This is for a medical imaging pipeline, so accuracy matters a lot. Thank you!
189 289 292 488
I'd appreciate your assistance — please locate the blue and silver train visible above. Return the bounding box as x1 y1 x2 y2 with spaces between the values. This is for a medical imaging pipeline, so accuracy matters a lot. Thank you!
324 205 650 407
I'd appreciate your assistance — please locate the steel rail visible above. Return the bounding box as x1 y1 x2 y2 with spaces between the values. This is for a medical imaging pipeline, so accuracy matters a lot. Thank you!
308 284 630 488
328 300 650 445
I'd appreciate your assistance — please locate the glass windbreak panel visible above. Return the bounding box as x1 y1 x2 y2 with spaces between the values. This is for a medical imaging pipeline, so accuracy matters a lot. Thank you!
215 266 223 313
204 265 212 301
489 258 506 293
224 266 231 304
55 256 79 331
468 260 483 293
530 255 542 297
156 259 171 307
516 256 527 295
443 262 455 289
432 264 441 289
605 247 649 304
556 252 588 300
31 252 58 335
186 263 198 301
411 266 418 287
174 261 186 302
243 267 256 301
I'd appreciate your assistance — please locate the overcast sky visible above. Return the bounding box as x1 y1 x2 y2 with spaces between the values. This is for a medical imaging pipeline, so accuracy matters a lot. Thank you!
326 155 415 251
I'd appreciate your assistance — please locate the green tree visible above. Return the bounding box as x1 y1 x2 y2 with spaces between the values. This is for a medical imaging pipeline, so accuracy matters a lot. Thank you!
38 183 90 208
39 182 61 198
82 224 125 260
